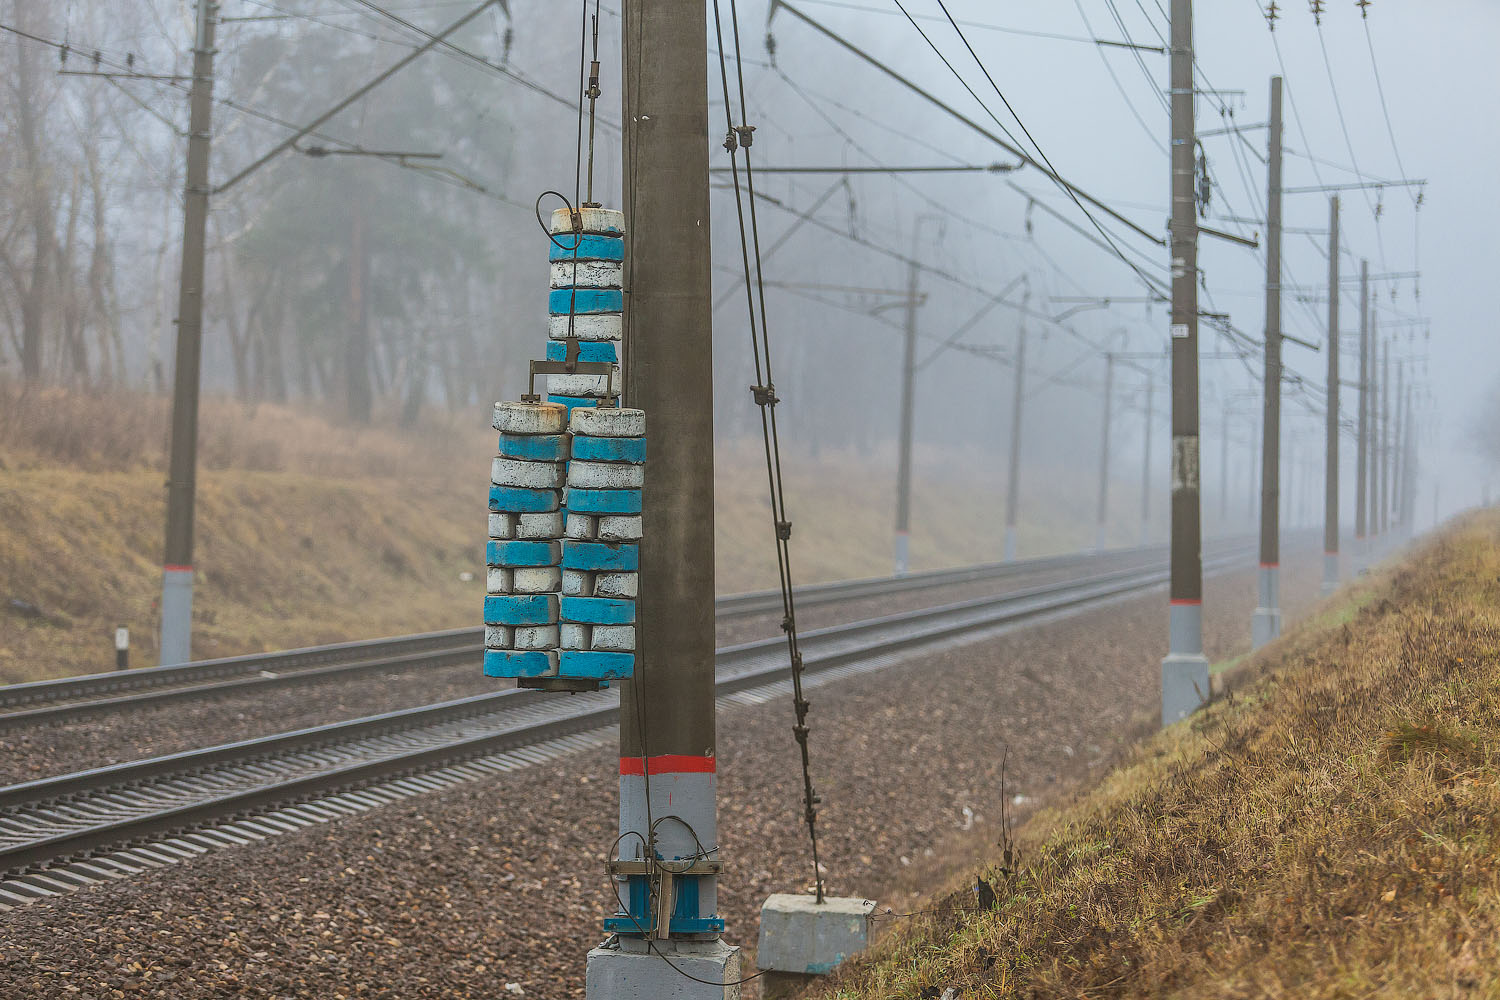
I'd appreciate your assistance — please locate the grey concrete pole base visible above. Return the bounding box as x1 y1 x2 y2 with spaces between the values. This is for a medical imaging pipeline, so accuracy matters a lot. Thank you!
1162 653 1211 725
159 567 194 666
587 937 742 999
1251 607 1282 650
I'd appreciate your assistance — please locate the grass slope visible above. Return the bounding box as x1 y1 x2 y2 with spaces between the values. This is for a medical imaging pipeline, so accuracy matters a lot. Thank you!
811 510 1500 999
1 385 1118 682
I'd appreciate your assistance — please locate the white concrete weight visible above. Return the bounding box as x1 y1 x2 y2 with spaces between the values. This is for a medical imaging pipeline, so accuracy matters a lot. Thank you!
550 259 622 290
548 313 622 342
593 572 638 599
488 512 517 539
562 569 595 597
590 624 636 652
567 460 644 489
550 205 624 235
484 625 514 650
566 513 599 540
597 515 643 541
493 400 568 435
569 407 645 438
547 368 621 398
513 625 560 650
560 623 592 650
492 457 565 490
486 567 513 594
516 511 565 539
512 566 563 594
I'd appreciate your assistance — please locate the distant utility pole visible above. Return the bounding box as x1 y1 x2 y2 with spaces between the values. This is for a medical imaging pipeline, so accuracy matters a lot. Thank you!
1095 352 1115 552
1141 378 1154 547
1002 281 1030 562
1392 357 1404 536
591 0 738 991
1161 0 1209 724
1379 335 1391 538
159 0 218 667
1321 196 1340 596
893 245 921 576
1354 260 1369 570
1252 76 1284 651
1219 402 1229 524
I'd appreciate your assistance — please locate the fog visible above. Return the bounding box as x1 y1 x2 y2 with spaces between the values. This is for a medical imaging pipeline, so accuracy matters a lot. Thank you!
2 0 1488 533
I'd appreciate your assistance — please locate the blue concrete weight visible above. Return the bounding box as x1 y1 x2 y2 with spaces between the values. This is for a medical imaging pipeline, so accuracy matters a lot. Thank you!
548 394 614 414
497 433 569 462
561 541 639 572
559 596 636 625
569 435 646 464
486 539 560 568
489 485 560 513
558 650 634 680
548 233 624 262
484 649 557 678
548 288 623 315
564 488 642 515
545 340 618 364
483 594 559 626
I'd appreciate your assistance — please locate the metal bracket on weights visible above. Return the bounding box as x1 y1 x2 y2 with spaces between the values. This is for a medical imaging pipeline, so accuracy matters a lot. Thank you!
520 335 620 407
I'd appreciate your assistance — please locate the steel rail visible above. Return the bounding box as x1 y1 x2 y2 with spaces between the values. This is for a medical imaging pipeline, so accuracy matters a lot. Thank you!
0 542 1208 728
0 547 1251 877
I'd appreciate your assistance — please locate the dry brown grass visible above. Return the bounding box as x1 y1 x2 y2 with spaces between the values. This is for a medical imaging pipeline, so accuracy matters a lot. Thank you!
810 510 1500 999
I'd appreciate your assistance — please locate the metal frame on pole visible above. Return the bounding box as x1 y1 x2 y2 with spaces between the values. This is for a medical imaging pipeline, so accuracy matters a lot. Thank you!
1252 76 1283 650
1161 0 1210 725
1321 196 1340 595
159 0 218 667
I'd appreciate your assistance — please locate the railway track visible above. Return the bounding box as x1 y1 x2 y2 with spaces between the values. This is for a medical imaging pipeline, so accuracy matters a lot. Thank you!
0 542 1202 730
0 546 1251 902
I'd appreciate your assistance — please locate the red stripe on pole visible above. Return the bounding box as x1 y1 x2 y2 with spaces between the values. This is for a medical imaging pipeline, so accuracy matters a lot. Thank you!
163 564 193 572
619 755 717 776
1169 598 1202 606
1259 562 1280 569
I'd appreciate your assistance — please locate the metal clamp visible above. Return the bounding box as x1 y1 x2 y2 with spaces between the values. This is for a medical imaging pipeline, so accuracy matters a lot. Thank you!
521 337 619 405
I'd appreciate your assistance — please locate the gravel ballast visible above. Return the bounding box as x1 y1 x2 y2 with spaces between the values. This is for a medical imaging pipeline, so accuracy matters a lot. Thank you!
0 556 1322 999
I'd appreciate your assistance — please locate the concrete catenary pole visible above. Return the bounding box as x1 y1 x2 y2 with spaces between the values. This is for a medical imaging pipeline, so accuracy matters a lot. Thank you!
1392 357 1404 537
893 250 920 576
1354 260 1369 570
159 0 218 667
1140 378 1154 547
1369 310 1381 544
1321 196 1340 595
1161 0 1210 725
1002 281 1030 562
1379 335 1390 539
1252 76 1283 650
589 0 740 991
1096 352 1115 552
1219 399 1229 525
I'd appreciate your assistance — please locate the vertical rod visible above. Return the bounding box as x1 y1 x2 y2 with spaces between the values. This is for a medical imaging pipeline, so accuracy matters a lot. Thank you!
1321 196 1340 594
1368 308 1381 541
1354 261 1369 567
1096 352 1114 552
159 0 218 667
893 251 920 576
1219 399 1228 524
1379 335 1390 537
618 0 721 938
1253 76 1283 650
1003 281 1029 562
1392 355 1404 536
1141 379 1154 546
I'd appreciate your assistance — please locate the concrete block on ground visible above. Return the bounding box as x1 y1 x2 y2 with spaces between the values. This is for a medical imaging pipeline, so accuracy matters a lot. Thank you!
568 459 644 490
586 938 741 1000
756 894 875 978
570 406 645 438
493 400 567 435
